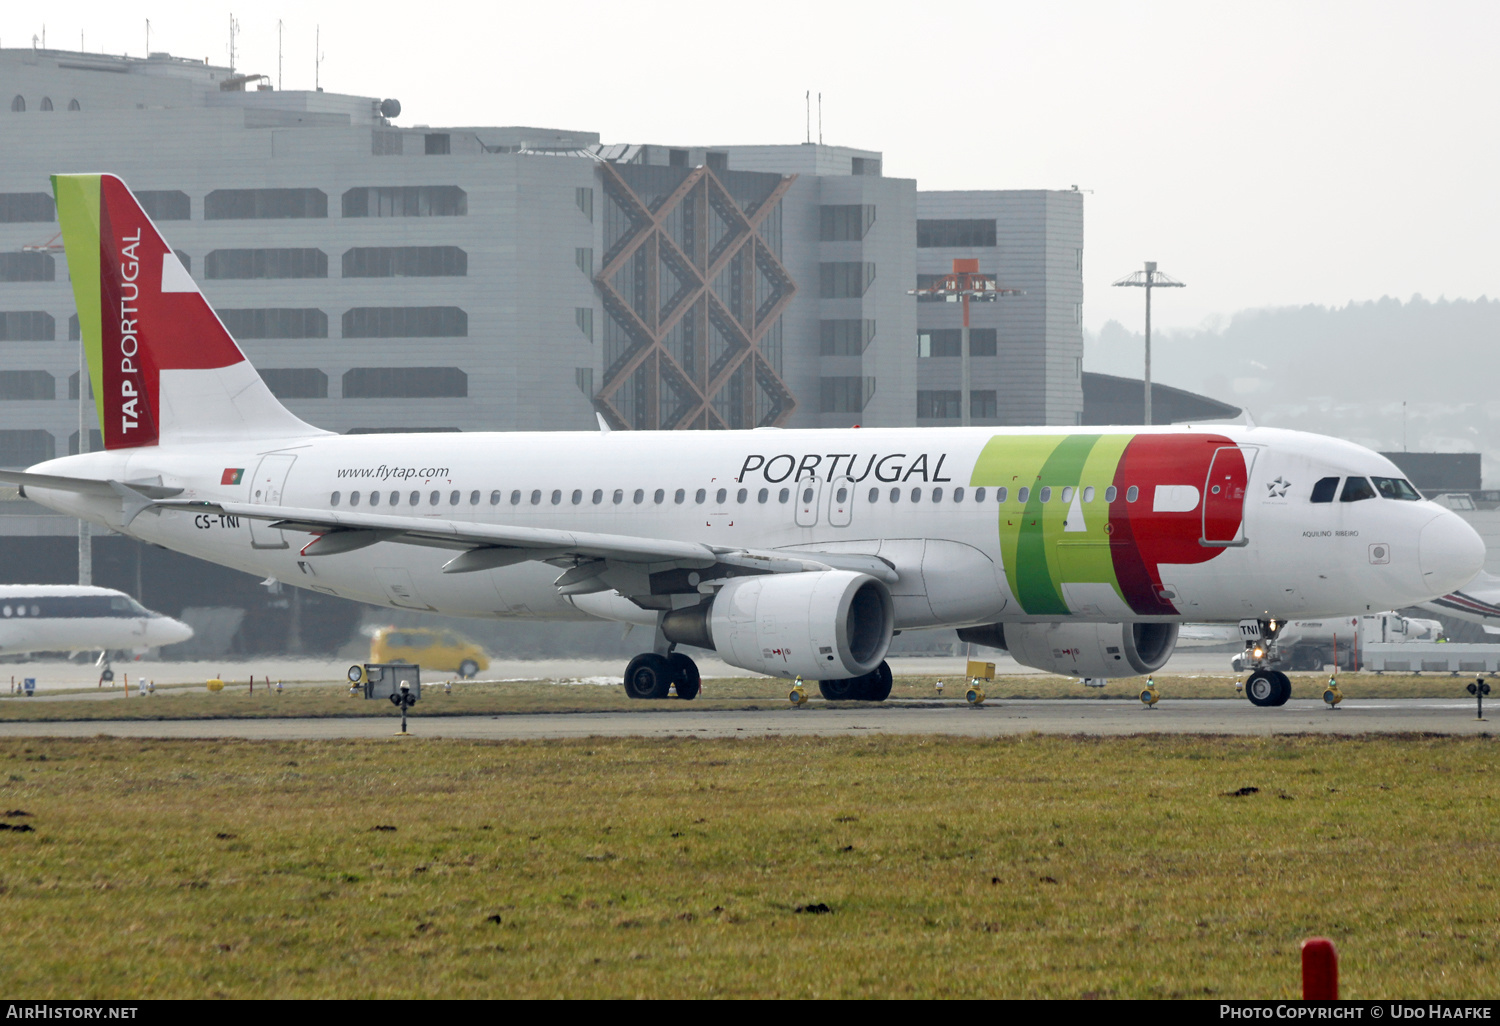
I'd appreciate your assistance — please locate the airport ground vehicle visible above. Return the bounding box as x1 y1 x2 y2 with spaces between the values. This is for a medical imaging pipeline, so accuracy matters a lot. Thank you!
369 627 488 678
1229 611 1443 671
3 175 1486 707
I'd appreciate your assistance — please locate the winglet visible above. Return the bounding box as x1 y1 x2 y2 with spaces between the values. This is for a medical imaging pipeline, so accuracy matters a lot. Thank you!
1242 408 1257 429
596 413 612 434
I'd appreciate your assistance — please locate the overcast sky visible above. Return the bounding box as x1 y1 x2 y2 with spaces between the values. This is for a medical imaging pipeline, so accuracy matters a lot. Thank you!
6 1 1496 332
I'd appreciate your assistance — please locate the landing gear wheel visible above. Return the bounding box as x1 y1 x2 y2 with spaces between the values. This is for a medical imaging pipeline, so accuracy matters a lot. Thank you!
1246 670 1291 707
100 668 115 683
859 661 893 702
818 678 862 701
458 659 479 679
623 653 672 699
668 653 700 700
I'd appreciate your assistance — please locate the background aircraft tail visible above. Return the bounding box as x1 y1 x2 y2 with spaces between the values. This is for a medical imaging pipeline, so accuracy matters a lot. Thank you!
51 173 323 450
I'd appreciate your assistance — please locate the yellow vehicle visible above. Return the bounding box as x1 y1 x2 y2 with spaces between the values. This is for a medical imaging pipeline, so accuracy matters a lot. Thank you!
369 627 490 678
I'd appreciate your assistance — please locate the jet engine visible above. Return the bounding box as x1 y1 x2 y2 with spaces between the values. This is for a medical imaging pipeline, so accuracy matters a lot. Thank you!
662 570 894 680
958 621 1179 678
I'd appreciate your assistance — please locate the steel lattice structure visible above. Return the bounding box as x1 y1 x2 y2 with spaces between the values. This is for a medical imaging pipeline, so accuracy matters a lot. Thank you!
594 162 798 430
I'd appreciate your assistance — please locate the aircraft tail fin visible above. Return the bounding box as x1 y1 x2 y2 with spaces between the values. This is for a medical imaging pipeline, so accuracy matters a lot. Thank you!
51 173 324 450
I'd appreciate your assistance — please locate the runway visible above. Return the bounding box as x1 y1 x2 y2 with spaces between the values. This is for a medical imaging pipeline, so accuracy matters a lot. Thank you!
0 698 1491 740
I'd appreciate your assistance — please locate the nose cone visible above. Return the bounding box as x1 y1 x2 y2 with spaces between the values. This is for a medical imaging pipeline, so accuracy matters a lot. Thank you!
1419 512 1486 598
153 616 195 649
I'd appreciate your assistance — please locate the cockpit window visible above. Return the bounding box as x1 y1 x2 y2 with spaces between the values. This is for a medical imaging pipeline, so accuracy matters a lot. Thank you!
1372 476 1422 501
1340 477 1377 503
1310 477 1339 503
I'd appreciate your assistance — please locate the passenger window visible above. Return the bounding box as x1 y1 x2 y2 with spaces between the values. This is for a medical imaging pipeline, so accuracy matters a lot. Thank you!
350 491 361 506
974 487 985 502
390 491 401 506
1083 486 1095 503
1373 476 1422 501
613 489 624 504
778 488 790 503
737 488 748 503
910 487 922 503
995 486 1006 503
1340 477 1377 502
1061 486 1073 503
469 490 480 505
890 487 901 503
551 490 562 505
490 490 501 505
331 491 341 506
633 489 645 504
675 489 685 504
1104 486 1117 503
1310 477 1339 503
370 491 381 507
868 487 880 503
953 487 965 502
1017 487 1030 503
695 488 706 504
531 490 542 505
835 486 848 503
717 488 728 504
450 490 460 505
654 488 665 504
932 488 943 503
430 491 440 505
593 489 604 504
758 488 769 503
1040 486 1051 503
510 490 522 505
1126 486 1139 502
572 489 583 505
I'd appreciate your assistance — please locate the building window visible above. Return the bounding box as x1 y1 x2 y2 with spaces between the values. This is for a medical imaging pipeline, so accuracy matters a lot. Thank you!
204 249 328 279
424 133 451 155
820 376 875 414
575 308 594 342
706 151 728 171
68 314 79 341
917 390 961 419
819 262 876 299
0 312 55 341
67 99 80 111
0 430 53 465
819 205 877 242
136 190 191 221
917 219 997 248
576 187 594 221
0 254 54 282
575 367 594 397
9 96 23 113
0 371 54 400
39 97 53 112
174 252 191 273
342 367 468 399
342 307 467 338
342 186 466 217
216 309 328 339
970 390 997 419
0 193 55 223
851 157 881 177
575 248 593 277
67 372 93 400
259 368 329 399
204 188 327 220
67 429 102 455
820 319 876 356
372 131 403 156
342 246 467 277
917 329 961 358
971 328 997 356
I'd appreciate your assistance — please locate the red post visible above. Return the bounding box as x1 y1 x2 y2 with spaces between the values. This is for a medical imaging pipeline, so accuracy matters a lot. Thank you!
1301 937 1338 1000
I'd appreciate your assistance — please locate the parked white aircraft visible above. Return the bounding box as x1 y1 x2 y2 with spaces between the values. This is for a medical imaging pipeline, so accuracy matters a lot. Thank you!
1420 569 1500 629
0 584 193 673
1 175 1486 708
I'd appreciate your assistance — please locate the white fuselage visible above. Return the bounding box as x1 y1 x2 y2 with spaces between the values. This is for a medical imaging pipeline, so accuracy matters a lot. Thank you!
25 423 1484 630
0 585 193 656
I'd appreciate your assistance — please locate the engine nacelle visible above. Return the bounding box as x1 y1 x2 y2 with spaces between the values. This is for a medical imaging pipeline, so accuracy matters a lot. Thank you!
960 621 1179 678
662 570 894 679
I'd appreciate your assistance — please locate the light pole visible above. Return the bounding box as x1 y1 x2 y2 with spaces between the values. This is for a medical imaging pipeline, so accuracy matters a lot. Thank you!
1111 261 1184 426
908 259 1023 426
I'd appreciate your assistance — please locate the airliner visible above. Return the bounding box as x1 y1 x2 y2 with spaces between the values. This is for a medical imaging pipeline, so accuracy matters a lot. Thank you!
0 175 1485 708
0 584 193 674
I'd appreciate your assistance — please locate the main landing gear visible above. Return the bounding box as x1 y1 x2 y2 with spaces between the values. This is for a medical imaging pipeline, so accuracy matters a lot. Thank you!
1245 669 1292 707
622 651 700 700
816 661 893 703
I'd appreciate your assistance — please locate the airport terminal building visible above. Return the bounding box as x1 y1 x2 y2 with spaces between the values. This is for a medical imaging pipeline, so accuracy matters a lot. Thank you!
0 46 1093 653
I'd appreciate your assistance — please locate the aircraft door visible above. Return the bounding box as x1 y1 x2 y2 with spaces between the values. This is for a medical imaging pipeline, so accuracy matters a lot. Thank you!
794 477 822 527
1201 446 1258 547
248 453 297 549
828 476 854 527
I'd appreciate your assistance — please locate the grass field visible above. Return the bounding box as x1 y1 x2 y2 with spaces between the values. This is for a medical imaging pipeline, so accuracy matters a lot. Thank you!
0 671 1485 721
0 733 1496 998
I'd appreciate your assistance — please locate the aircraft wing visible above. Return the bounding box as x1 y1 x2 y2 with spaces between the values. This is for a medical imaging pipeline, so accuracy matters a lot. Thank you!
0 469 183 499
153 499 896 596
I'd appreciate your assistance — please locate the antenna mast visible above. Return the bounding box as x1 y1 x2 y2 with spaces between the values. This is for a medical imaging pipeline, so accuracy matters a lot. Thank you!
278 20 283 89
315 25 322 91
818 92 823 144
145 18 149 55
228 13 239 73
